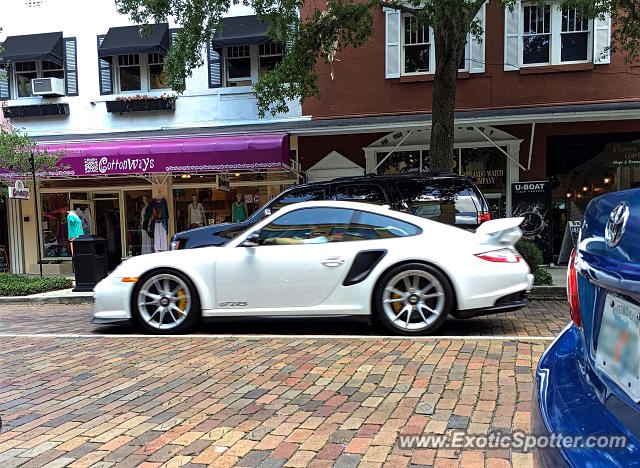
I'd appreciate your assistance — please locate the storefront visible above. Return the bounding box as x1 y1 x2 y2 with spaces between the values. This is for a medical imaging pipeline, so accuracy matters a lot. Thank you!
15 134 297 274
363 127 521 217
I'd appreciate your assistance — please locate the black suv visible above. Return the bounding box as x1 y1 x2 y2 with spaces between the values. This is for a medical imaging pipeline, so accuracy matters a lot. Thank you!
170 173 492 250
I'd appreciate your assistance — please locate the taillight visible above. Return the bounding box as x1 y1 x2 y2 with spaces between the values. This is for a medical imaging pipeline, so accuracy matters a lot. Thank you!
568 248 581 327
478 211 491 224
475 248 521 263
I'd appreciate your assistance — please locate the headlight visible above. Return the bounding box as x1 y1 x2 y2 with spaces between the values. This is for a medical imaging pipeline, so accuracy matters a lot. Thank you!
170 240 180 250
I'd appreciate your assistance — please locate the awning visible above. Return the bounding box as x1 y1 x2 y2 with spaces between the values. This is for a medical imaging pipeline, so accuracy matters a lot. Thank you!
40 134 290 177
99 23 169 58
212 15 269 48
0 32 64 65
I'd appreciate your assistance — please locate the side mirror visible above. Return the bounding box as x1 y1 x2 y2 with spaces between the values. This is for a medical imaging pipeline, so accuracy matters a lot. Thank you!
241 232 261 247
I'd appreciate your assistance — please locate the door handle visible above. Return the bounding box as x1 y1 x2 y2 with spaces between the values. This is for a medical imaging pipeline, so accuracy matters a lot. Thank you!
322 256 345 267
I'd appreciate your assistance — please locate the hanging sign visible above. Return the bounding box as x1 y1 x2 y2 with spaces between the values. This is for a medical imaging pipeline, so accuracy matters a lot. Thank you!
8 180 30 199
216 174 230 192
511 181 553 263
607 142 640 167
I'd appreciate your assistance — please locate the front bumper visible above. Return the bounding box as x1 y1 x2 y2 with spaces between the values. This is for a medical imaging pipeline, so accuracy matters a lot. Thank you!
532 324 640 467
92 277 134 324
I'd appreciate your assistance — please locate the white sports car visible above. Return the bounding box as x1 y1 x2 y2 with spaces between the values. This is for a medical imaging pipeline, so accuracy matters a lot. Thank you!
93 201 534 335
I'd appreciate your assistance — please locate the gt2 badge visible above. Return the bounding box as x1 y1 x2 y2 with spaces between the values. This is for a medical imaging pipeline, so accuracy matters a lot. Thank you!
219 302 248 307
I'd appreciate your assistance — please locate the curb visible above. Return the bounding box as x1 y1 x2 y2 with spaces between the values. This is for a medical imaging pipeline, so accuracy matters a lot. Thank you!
0 295 94 305
528 286 566 301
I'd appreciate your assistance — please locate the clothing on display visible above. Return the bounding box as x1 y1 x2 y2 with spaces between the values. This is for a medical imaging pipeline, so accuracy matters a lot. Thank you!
143 198 169 252
67 211 84 240
188 201 206 228
140 202 153 254
232 201 248 222
75 206 92 234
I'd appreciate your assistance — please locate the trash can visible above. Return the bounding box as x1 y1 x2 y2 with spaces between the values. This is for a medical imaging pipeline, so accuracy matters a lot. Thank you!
72 236 108 292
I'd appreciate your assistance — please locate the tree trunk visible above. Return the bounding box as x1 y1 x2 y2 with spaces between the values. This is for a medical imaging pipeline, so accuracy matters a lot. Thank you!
430 23 466 173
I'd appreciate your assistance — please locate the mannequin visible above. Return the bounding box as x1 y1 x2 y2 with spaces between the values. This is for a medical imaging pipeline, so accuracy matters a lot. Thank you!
67 210 84 256
75 206 92 234
140 196 153 254
232 193 248 223
188 194 206 229
151 197 169 252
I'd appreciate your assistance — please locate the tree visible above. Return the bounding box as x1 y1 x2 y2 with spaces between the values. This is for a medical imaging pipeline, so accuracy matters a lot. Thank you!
117 0 637 172
0 119 62 195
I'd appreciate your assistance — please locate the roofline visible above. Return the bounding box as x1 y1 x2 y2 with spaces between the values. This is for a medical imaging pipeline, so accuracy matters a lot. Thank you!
31 100 640 144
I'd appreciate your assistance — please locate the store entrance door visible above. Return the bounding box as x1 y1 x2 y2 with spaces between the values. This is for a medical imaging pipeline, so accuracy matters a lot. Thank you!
93 194 122 271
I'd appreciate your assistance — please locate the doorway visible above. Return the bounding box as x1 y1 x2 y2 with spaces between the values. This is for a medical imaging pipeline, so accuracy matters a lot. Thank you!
93 193 122 271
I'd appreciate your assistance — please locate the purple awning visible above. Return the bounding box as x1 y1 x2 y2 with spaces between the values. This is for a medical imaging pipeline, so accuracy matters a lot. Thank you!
40 134 290 177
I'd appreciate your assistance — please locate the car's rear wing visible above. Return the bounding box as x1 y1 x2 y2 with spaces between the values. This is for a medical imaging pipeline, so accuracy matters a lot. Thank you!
475 217 524 246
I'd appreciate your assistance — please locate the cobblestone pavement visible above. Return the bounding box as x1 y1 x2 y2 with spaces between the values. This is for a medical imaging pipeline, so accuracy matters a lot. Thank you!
0 301 568 467
0 301 567 337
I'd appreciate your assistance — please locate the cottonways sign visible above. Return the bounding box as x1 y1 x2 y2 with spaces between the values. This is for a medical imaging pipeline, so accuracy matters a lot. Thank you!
8 180 30 199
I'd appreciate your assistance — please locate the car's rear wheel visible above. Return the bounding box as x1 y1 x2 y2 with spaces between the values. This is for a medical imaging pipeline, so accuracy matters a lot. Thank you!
131 270 201 334
374 263 453 335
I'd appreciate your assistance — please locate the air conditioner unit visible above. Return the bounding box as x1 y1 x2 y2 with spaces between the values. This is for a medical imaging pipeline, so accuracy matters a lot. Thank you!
32 77 65 97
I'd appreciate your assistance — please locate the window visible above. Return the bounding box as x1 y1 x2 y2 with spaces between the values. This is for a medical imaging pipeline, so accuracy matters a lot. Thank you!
117 54 141 91
332 184 387 205
259 42 283 77
561 8 590 62
258 207 353 244
270 187 326 211
13 60 64 98
148 53 168 89
523 4 551 64
347 211 421 240
403 16 430 74
226 45 252 87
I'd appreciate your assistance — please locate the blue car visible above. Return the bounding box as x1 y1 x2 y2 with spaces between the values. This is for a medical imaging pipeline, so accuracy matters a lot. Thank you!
532 188 640 467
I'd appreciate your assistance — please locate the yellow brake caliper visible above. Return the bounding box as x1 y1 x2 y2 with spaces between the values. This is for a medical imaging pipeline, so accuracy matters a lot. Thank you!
176 289 187 316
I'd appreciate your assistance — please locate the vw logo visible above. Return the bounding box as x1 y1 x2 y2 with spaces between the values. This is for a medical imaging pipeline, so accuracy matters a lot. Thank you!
605 203 629 248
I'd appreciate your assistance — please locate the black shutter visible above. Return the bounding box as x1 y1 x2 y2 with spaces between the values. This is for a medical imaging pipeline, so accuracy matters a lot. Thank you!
63 37 79 96
97 34 113 95
168 28 186 90
0 65 10 101
207 35 223 88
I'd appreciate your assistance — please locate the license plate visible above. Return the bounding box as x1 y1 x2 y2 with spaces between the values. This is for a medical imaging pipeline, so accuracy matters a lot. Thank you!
595 294 640 403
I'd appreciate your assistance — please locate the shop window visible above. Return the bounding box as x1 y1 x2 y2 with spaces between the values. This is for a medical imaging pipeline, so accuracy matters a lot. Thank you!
376 150 422 175
259 42 283 77
125 190 153 256
226 45 252 87
173 187 230 232
13 60 64 98
461 147 507 218
332 184 387 205
41 193 71 258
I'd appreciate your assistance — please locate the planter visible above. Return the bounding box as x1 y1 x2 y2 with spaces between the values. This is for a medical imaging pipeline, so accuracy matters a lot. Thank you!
106 98 176 114
3 103 69 118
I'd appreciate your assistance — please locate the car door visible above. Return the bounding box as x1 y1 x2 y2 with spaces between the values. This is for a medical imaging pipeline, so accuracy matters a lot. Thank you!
213 207 359 312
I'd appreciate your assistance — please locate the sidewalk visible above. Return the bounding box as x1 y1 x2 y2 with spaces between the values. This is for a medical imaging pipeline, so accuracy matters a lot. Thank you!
0 288 94 304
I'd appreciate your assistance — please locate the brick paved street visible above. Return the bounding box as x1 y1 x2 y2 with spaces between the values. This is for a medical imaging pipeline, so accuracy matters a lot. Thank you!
0 301 568 467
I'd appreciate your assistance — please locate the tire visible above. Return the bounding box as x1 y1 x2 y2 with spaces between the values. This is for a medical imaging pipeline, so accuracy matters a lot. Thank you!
373 262 453 336
131 269 201 334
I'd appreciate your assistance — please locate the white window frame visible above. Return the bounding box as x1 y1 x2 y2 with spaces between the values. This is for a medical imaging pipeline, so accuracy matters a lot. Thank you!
400 13 471 76
147 52 169 90
559 6 592 64
11 60 64 99
225 45 253 87
114 53 172 94
520 2 593 67
258 42 284 78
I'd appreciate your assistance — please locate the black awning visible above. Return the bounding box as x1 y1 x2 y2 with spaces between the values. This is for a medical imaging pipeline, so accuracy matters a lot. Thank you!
212 15 270 48
99 23 170 57
0 32 64 65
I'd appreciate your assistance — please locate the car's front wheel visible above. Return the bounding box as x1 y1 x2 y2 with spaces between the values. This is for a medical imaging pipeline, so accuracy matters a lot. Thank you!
131 270 201 334
374 263 453 335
